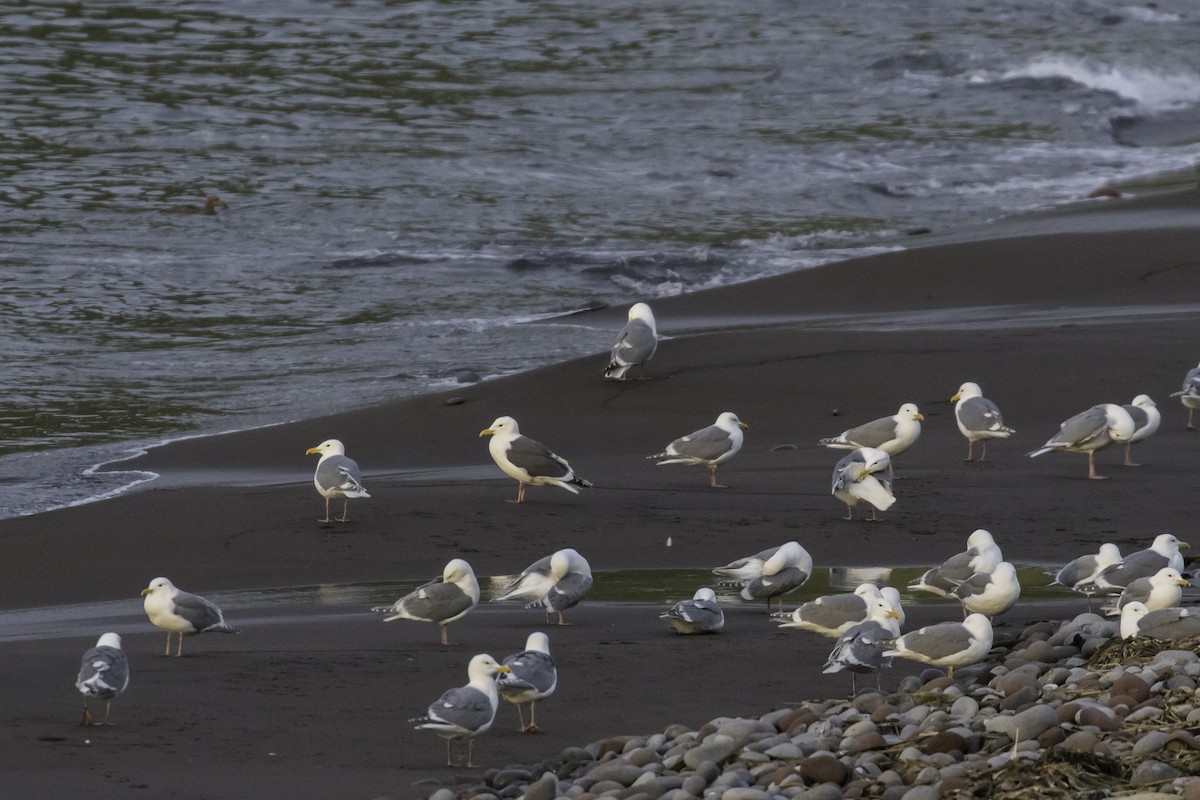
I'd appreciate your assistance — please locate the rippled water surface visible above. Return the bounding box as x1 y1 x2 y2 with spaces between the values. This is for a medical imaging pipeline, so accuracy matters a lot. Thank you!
3 0 1200 516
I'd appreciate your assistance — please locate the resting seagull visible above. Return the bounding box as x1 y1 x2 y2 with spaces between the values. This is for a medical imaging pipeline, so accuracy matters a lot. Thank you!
1079 533 1189 593
604 302 658 380
480 417 592 503
1026 403 1135 479
141 577 240 657
75 632 130 726
715 541 812 612
492 548 592 625
661 587 725 634
951 382 1015 461
1170 361 1200 430
819 403 924 467
1050 542 1123 611
375 558 481 645
1120 394 1160 466
909 529 1003 598
497 632 557 733
831 447 895 521
1120 602 1200 641
823 598 902 694
883 613 994 680
650 411 748 488
305 438 370 523
412 653 511 768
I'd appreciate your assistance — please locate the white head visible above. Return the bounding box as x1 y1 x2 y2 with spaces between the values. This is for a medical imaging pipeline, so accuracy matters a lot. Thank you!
857 447 890 474
480 416 519 437
443 558 477 585
991 561 1017 580
306 438 346 457
1120 601 1150 639
629 302 656 326
763 541 812 576
1102 404 1136 442
1096 543 1122 566
953 382 982 401
715 411 748 431
550 548 590 578
966 529 996 550
141 576 177 597
1151 533 1187 557
853 582 884 600
466 653 511 684
1150 567 1189 588
524 631 551 654
692 587 718 602
896 403 925 421
96 632 123 650
961 613 994 640
1131 394 1156 409
866 598 902 631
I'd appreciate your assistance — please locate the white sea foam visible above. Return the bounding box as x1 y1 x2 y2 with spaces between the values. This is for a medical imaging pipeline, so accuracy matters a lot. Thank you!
1003 57 1200 113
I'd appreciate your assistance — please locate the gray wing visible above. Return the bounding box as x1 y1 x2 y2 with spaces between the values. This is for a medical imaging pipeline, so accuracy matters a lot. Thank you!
399 580 473 622
76 646 129 696
796 594 868 630
742 566 808 600
506 436 572 480
535 573 592 612
316 454 366 493
666 425 734 461
1053 554 1097 587
825 620 894 672
919 550 978 592
952 571 994 600
1117 576 1154 606
665 599 724 631
173 591 227 632
1097 549 1167 588
499 651 557 695
1138 609 1200 640
610 319 657 366
425 686 494 732
1049 406 1108 447
1123 405 1148 431
899 624 976 662
839 417 899 448
831 452 862 492
958 397 1007 433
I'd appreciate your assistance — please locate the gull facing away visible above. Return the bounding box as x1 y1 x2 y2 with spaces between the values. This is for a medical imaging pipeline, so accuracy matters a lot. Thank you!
650 411 748 488
1120 602 1200 641
715 541 812 613
1026 403 1135 479
375 558 481 645
775 582 885 638
661 587 725 634
822 598 903 694
1170 361 1200 430
952 561 1021 620
1078 533 1189 594
818 403 924 465
909 529 1003 598
480 416 593 503
492 548 593 625
883 613 994 680
604 302 658 380
1050 542 1123 611
1120 394 1160 466
831 447 895 521
412 653 511 768
141 577 240 657
1103 567 1189 616
75 632 130 726
497 632 558 733
305 438 370 523
951 382 1015 461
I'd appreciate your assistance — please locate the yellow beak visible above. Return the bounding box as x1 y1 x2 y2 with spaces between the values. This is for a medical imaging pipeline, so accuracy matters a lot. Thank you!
479 428 495 437
305 446 320 455
915 413 926 421
140 588 152 597
739 423 749 431
950 393 961 402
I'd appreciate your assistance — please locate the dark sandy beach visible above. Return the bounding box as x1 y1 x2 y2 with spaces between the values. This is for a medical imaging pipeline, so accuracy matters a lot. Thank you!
2 189 1200 799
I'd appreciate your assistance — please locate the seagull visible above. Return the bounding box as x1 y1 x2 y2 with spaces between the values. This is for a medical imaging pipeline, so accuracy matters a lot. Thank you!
650 411 748 488
818 403 924 467
480 417 593 503
661 587 725 634
412 653 511 767
831 447 895 521
883 613 994 680
604 302 658 380
909 529 1003 598
822 598 902 694
715 541 812 612
1103 567 1189 616
305 438 370 523
1120 602 1200 641
1169 361 1200 430
713 545 784 582
1026 403 1136 479
1079 533 1189 593
492 548 592 625
1120 394 1160 466
1050 542 1123 611
953 561 1021 619
951 382 1015 461
374 559 481 645
497 632 557 733
774 582 885 638
75 633 130 726
141 577 240 657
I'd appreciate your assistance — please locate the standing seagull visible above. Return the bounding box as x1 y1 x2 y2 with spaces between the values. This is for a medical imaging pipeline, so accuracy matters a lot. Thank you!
951 382 1015 461
141 577 240 657
604 302 658 380
953 561 1021 619
375 558 480 645
661 587 725 634
1026 403 1136 479
412 653 511 768
883 613 994 680
492 548 592 625
75 632 130 726
1120 394 1160 466
831 447 895 521
1170 361 1200 430
480 417 592 503
650 411 748 488
497 632 558 733
822 598 903 694
716 541 813 612
305 438 370 523
819 403 924 464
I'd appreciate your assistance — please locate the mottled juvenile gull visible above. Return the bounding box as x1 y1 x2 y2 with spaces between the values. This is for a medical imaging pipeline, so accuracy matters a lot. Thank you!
953 561 1021 619
1170 361 1200 430
1026 403 1136 479
75 632 129 726
818 403 924 463
774 582 884 638
951 382 1015 461
604 302 658 380
650 411 748 488
1120 602 1200 641
375 558 480 645
823 598 902 694
492 548 592 625
141 577 240 657
1120 394 1160 466
831 447 895 521
716 541 812 612
883 613 994 679
661 587 725 634
412 653 511 767
497 632 557 733
480 416 593 503
909 529 1003 598
305 438 370 523
1051 542 1123 611
1080 533 1189 593
1104 567 1189 616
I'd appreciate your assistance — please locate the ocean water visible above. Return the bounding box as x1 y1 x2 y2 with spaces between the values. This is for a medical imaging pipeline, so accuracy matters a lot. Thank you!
3 0 1200 518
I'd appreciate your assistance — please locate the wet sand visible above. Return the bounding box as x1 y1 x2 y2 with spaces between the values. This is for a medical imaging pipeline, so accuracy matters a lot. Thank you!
2 189 1199 798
